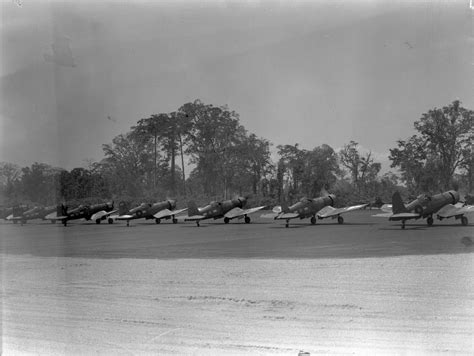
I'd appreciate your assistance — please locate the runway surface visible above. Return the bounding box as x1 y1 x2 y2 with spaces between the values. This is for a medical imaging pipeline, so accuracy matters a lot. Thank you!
1 210 473 355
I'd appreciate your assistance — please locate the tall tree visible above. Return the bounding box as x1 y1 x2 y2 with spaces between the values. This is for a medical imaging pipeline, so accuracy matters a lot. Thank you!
390 100 474 192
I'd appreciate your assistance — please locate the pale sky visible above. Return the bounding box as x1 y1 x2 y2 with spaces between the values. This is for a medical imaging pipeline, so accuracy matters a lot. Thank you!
1 0 472 171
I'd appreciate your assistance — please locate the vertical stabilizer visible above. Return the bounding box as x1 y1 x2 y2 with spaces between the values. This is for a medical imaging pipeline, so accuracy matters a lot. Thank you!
187 201 200 216
392 192 408 214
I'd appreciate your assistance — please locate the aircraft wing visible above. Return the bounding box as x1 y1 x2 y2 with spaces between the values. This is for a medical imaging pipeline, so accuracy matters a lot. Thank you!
91 209 118 221
153 208 188 219
260 212 280 219
275 212 300 220
317 204 368 218
437 204 474 218
224 206 265 219
184 215 206 221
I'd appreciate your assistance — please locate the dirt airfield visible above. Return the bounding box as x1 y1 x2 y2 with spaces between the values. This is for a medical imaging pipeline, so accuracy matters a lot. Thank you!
1 210 473 355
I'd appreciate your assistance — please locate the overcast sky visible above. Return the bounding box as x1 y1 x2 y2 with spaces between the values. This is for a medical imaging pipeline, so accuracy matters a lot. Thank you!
1 0 472 171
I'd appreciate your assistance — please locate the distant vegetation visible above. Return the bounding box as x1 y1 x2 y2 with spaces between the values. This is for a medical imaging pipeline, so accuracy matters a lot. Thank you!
1 100 472 208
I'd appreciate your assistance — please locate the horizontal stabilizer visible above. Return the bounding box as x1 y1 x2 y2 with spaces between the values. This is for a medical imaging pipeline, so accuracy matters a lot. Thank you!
272 205 282 213
317 204 368 218
116 214 134 220
45 212 68 220
275 212 300 220
154 207 188 219
380 204 393 213
185 215 206 221
389 212 420 221
91 209 118 221
261 212 280 219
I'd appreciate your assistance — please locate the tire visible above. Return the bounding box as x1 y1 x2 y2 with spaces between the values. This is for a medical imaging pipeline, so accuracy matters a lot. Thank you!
310 216 316 225
96 219 101 224
155 218 161 224
461 216 468 226
244 216 251 224
172 218 178 224
108 218 114 224
427 217 433 226
337 216 344 224
224 217 230 224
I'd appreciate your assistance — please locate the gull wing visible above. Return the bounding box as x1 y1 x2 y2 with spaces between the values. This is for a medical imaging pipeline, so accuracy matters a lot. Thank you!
437 204 474 218
153 208 188 219
91 209 118 221
317 204 368 218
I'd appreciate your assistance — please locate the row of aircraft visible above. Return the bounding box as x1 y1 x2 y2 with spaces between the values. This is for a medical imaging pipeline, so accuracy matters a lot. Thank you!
3 190 473 229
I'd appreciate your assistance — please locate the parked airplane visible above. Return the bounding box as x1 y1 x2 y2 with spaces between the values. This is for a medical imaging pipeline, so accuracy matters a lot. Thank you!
374 190 473 229
7 205 57 224
185 197 265 227
272 195 368 228
116 199 187 227
49 202 117 226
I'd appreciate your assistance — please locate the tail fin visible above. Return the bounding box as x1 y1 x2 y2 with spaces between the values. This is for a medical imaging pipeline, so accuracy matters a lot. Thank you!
118 201 129 215
281 202 290 213
392 192 407 214
187 201 200 216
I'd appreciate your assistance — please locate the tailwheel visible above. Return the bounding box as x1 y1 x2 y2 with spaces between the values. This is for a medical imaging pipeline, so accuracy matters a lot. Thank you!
310 216 316 225
108 218 114 224
155 218 161 224
461 216 468 226
337 216 344 224
427 216 434 226
244 216 251 224
224 217 230 224
172 218 178 224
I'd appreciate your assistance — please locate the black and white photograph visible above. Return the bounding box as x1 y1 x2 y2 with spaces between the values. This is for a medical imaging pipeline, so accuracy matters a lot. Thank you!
1 0 473 354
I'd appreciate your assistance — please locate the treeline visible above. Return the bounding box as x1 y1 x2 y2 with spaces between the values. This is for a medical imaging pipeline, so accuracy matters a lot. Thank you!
1 99 472 207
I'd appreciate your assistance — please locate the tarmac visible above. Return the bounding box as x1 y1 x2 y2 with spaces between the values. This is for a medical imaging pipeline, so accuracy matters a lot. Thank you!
1 210 473 354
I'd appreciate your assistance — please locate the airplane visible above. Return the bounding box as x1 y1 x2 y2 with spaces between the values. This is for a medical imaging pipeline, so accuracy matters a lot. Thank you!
185 197 265 227
116 199 187 227
374 190 474 229
271 194 368 228
48 202 117 226
6 205 57 224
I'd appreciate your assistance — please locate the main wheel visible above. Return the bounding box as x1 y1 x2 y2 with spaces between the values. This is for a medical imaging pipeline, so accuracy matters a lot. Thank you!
172 218 178 224
108 218 114 224
401 223 405 229
155 218 161 224
224 217 230 224
244 216 251 224
96 219 101 224
427 217 434 226
461 216 468 226
310 216 316 225
337 216 344 224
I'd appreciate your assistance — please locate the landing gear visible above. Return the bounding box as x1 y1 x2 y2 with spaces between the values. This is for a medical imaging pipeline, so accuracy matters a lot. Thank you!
108 218 114 224
172 218 178 224
461 216 468 226
126 220 130 227
285 219 290 228
63 219 67 227
401 220 406 229
244 216 251 224
224 217 230 224
196 221 200 227
310 216 317 225
155 218 161 224
337 216 344 224
427 216 434 226
96 219 101 224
